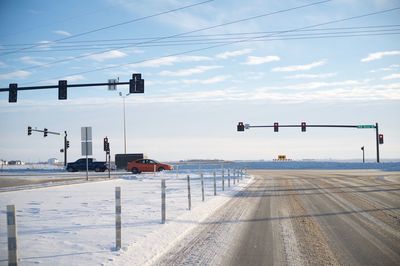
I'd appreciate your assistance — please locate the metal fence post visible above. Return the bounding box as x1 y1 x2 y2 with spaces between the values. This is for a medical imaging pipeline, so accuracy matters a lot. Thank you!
187 175 191 210
161 179 166 224
213 171 217 196
115 187 121 250
222 169 225 191
7 205 18 266
201 173 205 202
228 169 231 187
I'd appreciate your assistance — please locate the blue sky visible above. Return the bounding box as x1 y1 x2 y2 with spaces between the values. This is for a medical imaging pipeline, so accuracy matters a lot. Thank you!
0 0 399 162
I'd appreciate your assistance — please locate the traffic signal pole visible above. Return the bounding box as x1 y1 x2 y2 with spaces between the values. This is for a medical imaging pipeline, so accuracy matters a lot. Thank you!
64 131 68 167
238 122 383 163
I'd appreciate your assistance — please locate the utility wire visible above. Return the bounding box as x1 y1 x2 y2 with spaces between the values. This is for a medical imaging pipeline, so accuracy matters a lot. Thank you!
0 0 333 73
1 28 399 52
22 6 400 86
2 24 399 49
0 0 215 56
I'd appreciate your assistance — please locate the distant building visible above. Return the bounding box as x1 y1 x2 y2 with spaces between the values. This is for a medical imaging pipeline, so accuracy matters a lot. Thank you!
0 160 7 165
8 160 24 165
48 158 59 165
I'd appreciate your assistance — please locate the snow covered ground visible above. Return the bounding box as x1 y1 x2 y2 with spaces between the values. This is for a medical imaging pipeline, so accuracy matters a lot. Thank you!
0 169 251 266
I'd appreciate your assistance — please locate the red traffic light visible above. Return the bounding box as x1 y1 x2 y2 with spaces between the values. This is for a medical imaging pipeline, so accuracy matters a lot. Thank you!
237 122 245 132
379 134 384 144
274 122 279 132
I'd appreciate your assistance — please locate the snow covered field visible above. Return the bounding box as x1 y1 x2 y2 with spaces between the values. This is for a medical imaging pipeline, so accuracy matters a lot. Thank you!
0 169 251 266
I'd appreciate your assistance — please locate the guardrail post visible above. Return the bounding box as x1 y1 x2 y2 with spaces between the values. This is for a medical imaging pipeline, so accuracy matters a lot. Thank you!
161 179 166 223
115 187 121 250
213 171 217 196
7 205 18 266
201 173 205 202
228 169 231 187
222 169 225 191
187 175 191 210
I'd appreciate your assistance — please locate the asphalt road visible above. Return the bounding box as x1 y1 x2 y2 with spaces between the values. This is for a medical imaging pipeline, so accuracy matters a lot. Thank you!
155 170 400 265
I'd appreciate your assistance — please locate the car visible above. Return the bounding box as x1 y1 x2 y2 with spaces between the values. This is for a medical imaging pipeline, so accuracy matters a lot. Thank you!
127 159 173 174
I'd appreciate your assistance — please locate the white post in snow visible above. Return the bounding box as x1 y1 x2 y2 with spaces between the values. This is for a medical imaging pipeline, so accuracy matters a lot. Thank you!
161 179 166 224
176 164 179 178
7 205 18 266
187 175 191 210
154 164 156 176
201 173 205 202
213 171 217 196
115 187 121 250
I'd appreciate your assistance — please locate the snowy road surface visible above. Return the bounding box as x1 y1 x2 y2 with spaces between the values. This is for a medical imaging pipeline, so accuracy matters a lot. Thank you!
155 170 400 265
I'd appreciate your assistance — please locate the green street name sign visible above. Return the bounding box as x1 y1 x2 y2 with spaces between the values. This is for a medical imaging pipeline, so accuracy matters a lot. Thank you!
357 125 375 129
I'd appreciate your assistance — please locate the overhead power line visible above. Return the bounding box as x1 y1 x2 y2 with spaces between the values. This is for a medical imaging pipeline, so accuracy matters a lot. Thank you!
0 0 333 74
22 5 400 86
0 0 215 56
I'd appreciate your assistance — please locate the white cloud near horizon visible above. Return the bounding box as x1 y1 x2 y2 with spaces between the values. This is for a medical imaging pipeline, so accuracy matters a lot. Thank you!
87 50 127 62
382 73 400 80
0 70 31 80
285 73 337 79
52 30 72 37
243 55 280 65
159 65 222 77
182 75 231 85
215 49 253 59
272 60 326 72
361 50 400 62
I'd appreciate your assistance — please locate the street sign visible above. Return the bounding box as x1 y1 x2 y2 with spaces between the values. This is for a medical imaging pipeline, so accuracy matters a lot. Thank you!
81 127 92 141
81 142 93 156
108 79 117 91
357 125 375 129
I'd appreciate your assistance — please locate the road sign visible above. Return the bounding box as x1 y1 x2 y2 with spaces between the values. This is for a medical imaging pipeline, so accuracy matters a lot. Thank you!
357 125 375 129
108 79 117 91
81 127 92 141
81 142 93 156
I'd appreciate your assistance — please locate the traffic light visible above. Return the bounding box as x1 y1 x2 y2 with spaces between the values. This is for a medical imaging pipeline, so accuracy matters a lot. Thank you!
58 80 67 100
66 141 70 149
44 128 48 137
379 134 384 144
274 122 279 132
129 73 144 93
237 122 245 132
28 126 32 136
8 83 18 103
104 137 109 151
301 122 306 132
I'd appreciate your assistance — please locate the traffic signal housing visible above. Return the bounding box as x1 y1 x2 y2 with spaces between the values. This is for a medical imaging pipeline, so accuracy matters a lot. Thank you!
129 73 145 93
103 137 110 152
66 141 70 149
379 134 384 144
44 128 48 137
58 80 67 100
28 126 32 135
8 83 17 103
237 122 245 132
274 122 279 132
301 122 306 132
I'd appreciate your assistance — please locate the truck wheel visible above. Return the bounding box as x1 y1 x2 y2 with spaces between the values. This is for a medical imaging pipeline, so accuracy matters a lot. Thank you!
158 167 165 172
132 168 139 174
67 167 74 172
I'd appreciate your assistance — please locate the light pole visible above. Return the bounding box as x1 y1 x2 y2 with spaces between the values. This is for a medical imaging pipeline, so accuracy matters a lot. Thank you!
119 92 129 154
361 146 365 163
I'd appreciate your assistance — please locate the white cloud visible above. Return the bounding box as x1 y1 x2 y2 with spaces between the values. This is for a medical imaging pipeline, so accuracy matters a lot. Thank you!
182 75 231 85
87 50 127 62
382 73 400 80
243 55 280 65
215 49 253 59
361 51 400 62
63 75 86 82
52 30 72 37
272 60 326 72
0 70 31 80
20 56 54 66
130 55 212 68
285 73 337 79
159 65 222 77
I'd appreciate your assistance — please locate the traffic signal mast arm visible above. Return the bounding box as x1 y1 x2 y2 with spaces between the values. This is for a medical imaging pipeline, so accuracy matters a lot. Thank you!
27 127 61 136
247 124 365 128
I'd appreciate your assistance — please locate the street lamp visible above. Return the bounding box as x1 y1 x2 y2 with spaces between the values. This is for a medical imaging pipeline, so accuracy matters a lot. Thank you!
119 92 130 154
361 146 365 163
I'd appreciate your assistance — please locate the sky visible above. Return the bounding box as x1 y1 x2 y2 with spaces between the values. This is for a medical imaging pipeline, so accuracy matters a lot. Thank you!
0 0 399 162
